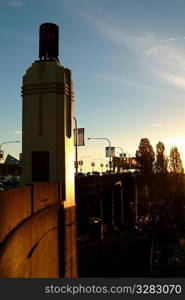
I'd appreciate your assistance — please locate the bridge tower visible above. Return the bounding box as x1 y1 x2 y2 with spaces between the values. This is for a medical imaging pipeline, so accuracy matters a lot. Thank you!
21 23 77 277
21 23 74 189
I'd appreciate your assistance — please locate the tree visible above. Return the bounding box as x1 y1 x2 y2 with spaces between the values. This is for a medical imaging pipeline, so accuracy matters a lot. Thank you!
169 146 184 173
136 138 155 176
154 141 168 173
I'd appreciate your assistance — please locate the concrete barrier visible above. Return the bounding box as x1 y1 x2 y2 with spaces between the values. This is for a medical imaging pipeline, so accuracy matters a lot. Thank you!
32 181 59 213
0 182 77 278
0 205 59 278
0 186 32 244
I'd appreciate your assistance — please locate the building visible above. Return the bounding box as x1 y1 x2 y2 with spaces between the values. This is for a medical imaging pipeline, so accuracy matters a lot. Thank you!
0 154 21 177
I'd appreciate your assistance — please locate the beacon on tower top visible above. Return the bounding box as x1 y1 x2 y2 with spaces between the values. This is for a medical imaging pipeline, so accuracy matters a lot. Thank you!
39 23 59 61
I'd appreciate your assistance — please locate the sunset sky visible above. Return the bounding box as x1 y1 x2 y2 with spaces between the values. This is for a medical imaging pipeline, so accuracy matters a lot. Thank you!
1 0 185 172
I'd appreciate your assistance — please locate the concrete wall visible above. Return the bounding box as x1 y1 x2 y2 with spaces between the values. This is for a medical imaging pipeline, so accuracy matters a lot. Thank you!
63 205 78 278
0 182 77 278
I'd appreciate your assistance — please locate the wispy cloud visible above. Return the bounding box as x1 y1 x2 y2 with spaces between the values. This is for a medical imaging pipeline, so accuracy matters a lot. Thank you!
146 47 159 56
11 130 22 134
152 37 180 43
0 1 23 7
77 10 183 53
152 123 163 127
161 74 185 89
147 45 185 89
75 10 143 51
96 73 151 90
77 10 185 93
96 73 178 101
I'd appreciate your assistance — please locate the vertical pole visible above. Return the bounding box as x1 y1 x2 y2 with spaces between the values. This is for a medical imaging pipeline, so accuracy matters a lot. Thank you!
100 188 104 240
120 182 124 224
120 148 123 174
111 187 115 229
135 178 138 223
108 141 112 173
73 117 78 175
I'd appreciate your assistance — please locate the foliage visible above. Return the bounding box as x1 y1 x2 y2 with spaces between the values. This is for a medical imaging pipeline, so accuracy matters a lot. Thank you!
154 141 168 173
135 138 155 176
169 146 184 174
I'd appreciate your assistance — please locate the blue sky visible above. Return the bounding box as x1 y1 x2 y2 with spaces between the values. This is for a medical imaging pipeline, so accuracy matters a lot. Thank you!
1 0 185 171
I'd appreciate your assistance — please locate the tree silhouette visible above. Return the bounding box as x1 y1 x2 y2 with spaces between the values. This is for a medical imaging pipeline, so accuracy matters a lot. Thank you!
169 146 184 173
136 138 155 176
154 141 168 173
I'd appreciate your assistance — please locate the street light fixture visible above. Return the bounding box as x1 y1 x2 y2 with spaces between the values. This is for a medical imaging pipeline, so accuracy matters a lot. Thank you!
0 141 20 162
0 141 20 177
114 147 124 173
0 141 20 151
115 147 124 157
87 137 112 172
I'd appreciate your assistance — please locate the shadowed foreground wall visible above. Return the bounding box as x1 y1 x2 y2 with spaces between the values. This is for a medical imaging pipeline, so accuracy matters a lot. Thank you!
0 182 77 278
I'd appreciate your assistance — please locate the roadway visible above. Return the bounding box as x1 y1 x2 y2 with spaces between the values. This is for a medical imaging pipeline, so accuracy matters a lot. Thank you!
78 229 185 278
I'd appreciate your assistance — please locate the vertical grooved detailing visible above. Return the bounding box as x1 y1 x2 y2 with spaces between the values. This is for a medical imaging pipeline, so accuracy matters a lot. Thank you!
38 65 45 136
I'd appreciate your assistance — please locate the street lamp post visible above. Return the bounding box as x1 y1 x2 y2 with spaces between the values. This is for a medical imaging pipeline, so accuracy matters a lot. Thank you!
73 117 78 175
115 147 124 157
115 147 124 173
87 137 112 172
0 141 20 161
0 140 20 150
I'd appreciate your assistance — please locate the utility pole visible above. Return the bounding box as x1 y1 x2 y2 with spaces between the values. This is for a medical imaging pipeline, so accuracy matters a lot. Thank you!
73 117 78 175
88 137 112 172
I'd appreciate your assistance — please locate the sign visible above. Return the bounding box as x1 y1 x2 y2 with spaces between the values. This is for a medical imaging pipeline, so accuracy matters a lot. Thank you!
74 128 85 146
74 161 78 168
91 162 95 167
105 147 115 157
79 160 83 166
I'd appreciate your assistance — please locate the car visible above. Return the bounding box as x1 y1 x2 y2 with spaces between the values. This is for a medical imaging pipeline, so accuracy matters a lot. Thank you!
86 172 92 176
76 172 86 178
0 176 6 184
92 171 100 176
88 217 102 241
0 182 4 192
106 170 114 174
